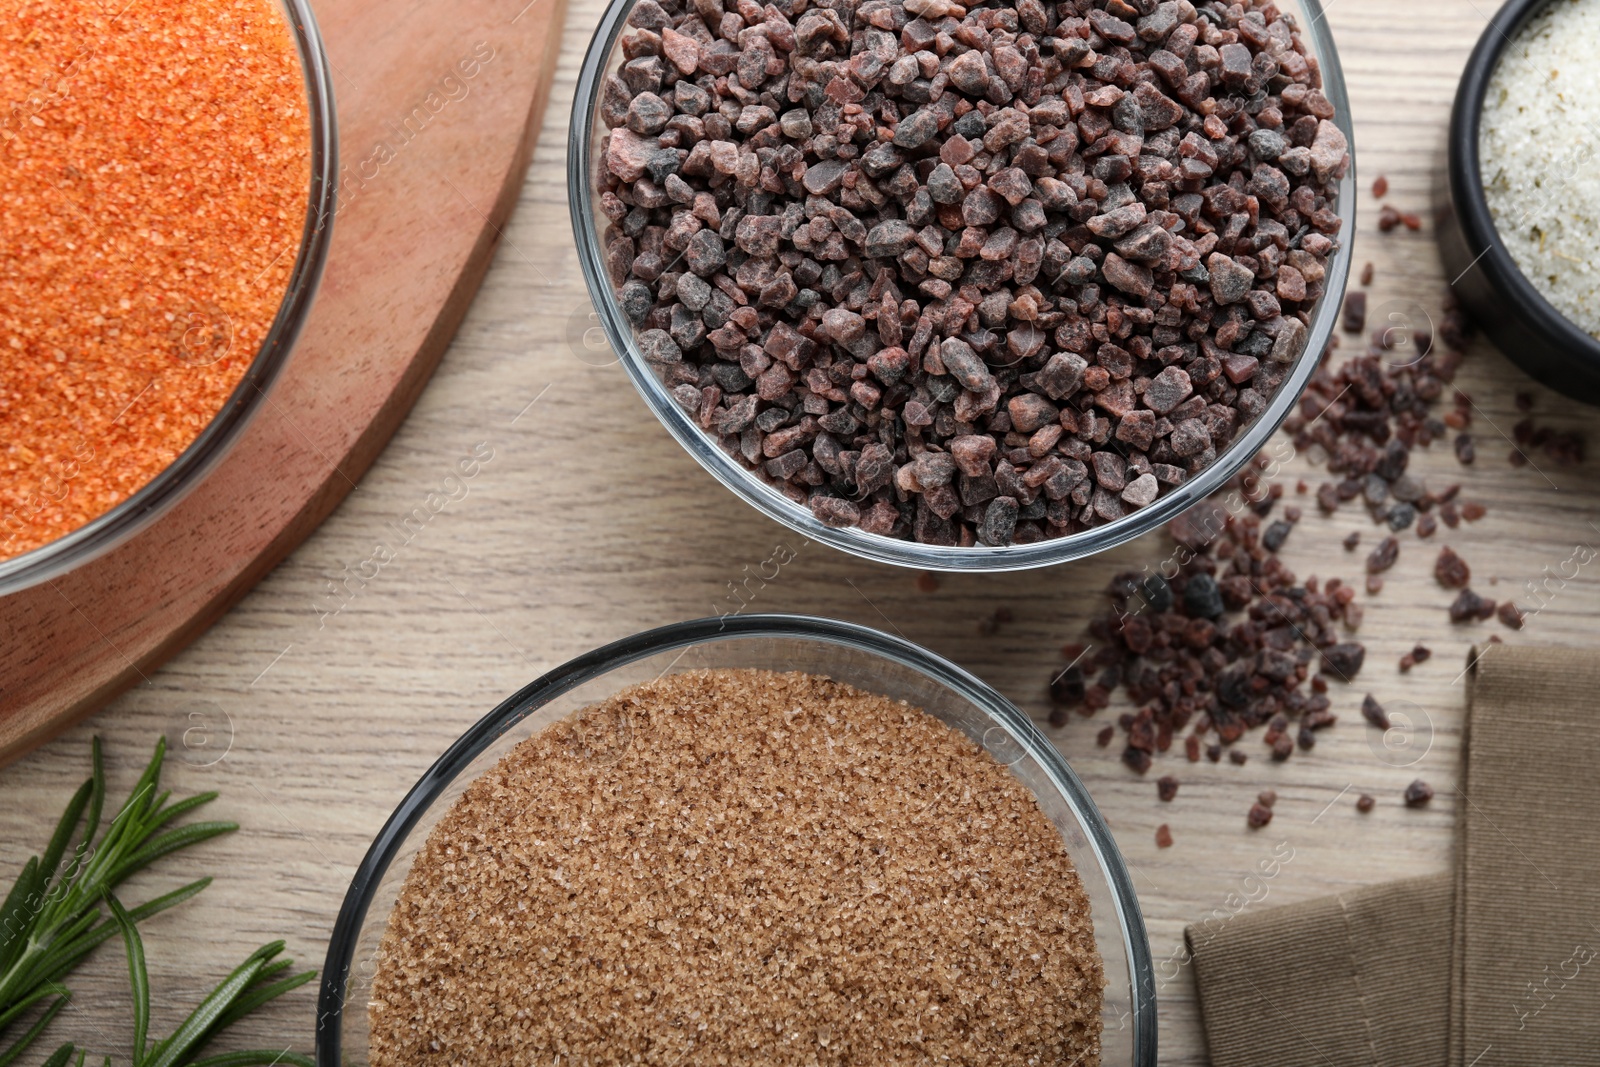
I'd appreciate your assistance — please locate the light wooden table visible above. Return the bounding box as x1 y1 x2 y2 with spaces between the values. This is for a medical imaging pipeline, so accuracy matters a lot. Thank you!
4 1 1597 1062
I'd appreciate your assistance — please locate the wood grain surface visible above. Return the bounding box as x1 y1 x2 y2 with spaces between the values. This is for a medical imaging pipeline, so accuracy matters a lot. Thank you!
3 1 1598 1063
0 0 568 761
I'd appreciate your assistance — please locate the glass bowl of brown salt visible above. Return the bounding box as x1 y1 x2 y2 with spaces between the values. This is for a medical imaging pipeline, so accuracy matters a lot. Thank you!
0 0 336 594
570 0 1356 570
316 614 1157 1065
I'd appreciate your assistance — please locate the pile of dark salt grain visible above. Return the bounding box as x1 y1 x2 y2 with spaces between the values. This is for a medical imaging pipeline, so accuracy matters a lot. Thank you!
1044 257 1569 833
1434 542 1522 629
1330 274 1585 628
1047 484 1456 832
1296 298 1488 542
1439 390 1583 472
1044 289 1484 827
598 0 1350 546
1048 482 1364 782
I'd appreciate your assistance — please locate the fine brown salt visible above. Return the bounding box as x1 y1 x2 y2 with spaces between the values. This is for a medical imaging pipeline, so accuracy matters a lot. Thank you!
370 668 1105 1066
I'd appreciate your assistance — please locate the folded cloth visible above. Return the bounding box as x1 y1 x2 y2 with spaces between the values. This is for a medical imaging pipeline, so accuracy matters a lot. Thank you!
1185 645 1600 1067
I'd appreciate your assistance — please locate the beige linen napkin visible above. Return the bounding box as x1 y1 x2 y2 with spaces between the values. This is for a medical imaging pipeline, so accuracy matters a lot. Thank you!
1185 645 1600 1067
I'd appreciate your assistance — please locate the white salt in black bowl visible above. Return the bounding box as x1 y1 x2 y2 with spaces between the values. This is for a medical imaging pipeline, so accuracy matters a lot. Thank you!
1439 0 1600 405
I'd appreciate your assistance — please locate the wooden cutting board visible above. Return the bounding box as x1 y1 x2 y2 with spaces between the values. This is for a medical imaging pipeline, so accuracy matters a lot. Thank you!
0 0 570 762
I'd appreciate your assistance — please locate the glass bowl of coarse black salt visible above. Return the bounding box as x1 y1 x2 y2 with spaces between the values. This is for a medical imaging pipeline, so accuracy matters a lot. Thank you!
316 615 1156 1066
570 0 1356 570
1440 0 1600 406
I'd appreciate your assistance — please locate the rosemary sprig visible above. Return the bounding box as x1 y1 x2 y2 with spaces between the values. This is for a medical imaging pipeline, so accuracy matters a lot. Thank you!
0 738 234 1066
81 892 316 1067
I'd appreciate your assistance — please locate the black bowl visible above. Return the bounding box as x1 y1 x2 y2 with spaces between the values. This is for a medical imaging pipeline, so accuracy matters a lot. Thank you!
1438 0 1600 405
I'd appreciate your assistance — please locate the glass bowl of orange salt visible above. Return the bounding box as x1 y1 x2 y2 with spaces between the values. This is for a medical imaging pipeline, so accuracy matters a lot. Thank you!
0 0 336 593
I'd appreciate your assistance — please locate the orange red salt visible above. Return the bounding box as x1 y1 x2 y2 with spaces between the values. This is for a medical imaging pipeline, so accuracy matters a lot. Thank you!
0 0 311 561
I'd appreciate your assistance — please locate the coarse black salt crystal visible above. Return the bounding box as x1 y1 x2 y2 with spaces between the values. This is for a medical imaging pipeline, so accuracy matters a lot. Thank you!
1366 536 1400 573
1141 574 1174 612
1263 519 1294 552
1448 588 1496 623
1322 642 1366 680
1050 665 1087 706
1435 546 1471 588
1144 366 1194 414
1342 290 1367 333
637 329 683 364
1184 573 1226 619
1404 780 1434 807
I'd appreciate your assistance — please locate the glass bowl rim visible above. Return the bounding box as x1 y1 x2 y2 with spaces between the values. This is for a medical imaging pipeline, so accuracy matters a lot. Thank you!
567 0 1356 572
313 612 1158 1065
0 0 338 595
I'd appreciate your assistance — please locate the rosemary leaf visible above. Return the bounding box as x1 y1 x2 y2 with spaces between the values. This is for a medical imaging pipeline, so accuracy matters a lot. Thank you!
104 932 316 1067
0 859 43 978
207 967 317 1038
36 1044 76 1067
0 739 234 1066
103 898 149 1064
104 823 236 888
181 1053 315 1067
0 983 67 1033
39 782 92 887
29 880 210 992
138 953 266 1067
0 991 66 1067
